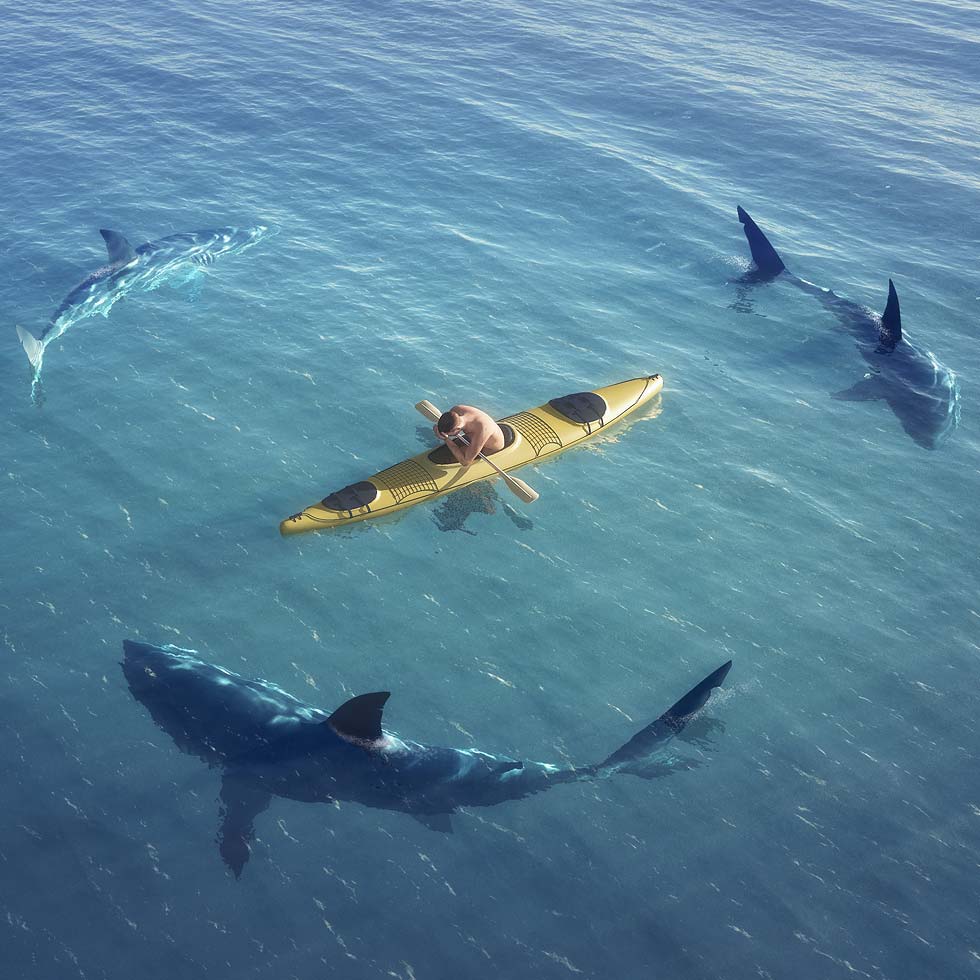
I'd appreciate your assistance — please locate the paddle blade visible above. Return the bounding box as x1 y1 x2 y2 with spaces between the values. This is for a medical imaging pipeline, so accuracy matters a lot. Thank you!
507 477 539 504
415 400 441 422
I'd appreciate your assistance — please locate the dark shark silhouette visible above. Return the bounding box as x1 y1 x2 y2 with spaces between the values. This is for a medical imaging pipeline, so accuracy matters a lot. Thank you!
122 640 732 877
735 206 960 449
16 225 271 401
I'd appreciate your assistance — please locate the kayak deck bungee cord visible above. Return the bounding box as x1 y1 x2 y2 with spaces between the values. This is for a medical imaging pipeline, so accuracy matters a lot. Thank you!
279 374 663 535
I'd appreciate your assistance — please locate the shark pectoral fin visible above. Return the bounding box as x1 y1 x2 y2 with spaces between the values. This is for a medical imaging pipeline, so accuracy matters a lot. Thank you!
598 661 732 770
217 772 272 879
832 376 886 402
16 326 44 373
99 229 137 266
326 691 390 744
411 811 455 833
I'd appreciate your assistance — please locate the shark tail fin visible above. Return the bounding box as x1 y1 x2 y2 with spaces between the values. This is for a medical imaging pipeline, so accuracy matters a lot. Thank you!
16 326 44 374
878 279 902 352
597 661 732 771
736 205 786 277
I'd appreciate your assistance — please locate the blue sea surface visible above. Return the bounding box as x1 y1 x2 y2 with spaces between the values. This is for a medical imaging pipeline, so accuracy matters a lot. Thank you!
2 0 979 977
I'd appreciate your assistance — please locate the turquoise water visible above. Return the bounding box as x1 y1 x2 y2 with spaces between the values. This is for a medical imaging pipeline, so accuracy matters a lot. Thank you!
2 0 979 977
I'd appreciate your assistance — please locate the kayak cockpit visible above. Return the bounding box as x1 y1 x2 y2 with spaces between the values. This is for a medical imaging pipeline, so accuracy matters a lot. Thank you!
426 422 518 466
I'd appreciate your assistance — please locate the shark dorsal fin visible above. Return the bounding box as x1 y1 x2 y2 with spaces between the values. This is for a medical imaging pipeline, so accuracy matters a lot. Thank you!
878 279 902 352
327 692 390 743
99 229 137 266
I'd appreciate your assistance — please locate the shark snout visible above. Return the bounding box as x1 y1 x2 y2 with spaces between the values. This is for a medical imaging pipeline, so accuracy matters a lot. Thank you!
123 638 161 660
249 224 276 243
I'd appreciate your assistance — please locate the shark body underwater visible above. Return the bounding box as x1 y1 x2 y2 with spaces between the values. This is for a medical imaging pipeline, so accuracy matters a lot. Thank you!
16 225 270 398
735 206 960 450
122 640 732 877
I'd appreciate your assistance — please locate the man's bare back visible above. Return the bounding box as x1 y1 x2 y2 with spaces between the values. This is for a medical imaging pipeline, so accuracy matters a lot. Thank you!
434 404 505 465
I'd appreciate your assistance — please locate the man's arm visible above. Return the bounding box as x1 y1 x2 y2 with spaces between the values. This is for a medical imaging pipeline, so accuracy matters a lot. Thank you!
458 419 492 464
442 434 471 465
438 417 490 465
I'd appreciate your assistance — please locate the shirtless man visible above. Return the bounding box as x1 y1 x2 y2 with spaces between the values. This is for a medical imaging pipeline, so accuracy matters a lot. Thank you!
434 405 505 465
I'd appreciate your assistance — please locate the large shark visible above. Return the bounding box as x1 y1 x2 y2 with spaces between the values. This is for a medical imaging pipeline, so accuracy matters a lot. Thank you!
735 206 960 449
122 639 732 877
16 225 270 399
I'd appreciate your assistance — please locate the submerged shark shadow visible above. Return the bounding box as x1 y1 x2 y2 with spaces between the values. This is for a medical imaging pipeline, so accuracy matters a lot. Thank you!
732 206 960 449
15 224 273 402
122 640 732 877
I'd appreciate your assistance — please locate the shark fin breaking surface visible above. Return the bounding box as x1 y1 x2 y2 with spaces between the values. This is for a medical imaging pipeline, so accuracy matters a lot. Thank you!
878 279 902 352
99 229 137 266
598 660 732 770
737 205 786 278
327 691 390 744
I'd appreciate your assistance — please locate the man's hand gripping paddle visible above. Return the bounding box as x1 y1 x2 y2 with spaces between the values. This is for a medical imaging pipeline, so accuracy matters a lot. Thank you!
415 400 539 504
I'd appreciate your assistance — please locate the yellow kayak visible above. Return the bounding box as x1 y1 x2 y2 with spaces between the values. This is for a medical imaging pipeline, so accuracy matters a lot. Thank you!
279 374 663 535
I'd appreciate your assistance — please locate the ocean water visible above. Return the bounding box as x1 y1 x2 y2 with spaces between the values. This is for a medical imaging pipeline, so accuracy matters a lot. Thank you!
2 0 979 977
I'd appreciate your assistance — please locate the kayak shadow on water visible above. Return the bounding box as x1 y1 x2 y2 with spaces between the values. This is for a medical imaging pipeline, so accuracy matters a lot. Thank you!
409 425 535 536
431 482 534 535
577 395 664 454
